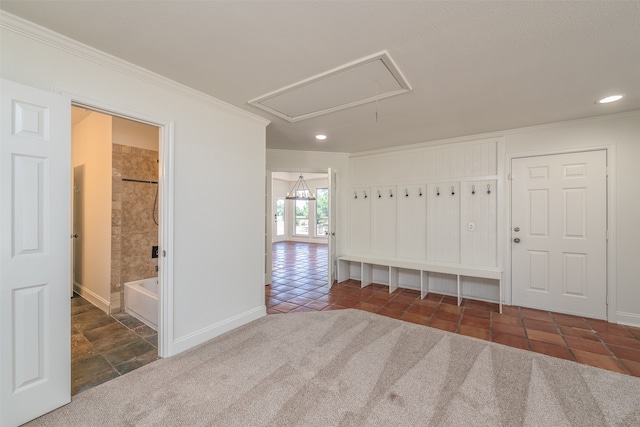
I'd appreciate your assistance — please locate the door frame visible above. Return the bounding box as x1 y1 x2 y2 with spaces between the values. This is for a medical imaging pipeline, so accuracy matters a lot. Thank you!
504 145 616 322
265 168 334 286
59 88 175 357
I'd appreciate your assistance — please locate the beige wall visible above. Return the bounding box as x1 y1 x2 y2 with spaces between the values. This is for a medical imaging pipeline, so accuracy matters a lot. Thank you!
72 111 113 310
112 116 159 151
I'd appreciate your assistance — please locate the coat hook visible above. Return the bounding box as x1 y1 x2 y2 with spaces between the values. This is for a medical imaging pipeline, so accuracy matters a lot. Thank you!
390 189 393 198
405 189 409 197
471 185 475 195
354 191 358 199
378 190 381 198
451 186 455 196
419 188 423 197
364 191 368 199
487 184 491 194
436 187 440 196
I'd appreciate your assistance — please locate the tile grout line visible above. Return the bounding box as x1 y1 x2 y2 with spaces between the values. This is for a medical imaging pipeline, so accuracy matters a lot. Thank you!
517 307 533 352
582 318 633 376
549 312 578 363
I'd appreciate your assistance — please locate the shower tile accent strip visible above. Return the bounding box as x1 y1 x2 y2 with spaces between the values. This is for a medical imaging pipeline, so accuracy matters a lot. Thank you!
111 143 159 313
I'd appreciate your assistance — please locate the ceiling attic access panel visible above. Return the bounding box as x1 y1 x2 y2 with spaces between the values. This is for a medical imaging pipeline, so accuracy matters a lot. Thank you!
249 51 412 122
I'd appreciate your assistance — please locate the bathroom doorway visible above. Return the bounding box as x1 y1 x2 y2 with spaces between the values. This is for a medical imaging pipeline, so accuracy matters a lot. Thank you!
70 106 161 394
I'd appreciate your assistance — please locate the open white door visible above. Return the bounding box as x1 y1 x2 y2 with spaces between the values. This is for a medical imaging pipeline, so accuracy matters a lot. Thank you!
327 168 337 288
1 79 71 426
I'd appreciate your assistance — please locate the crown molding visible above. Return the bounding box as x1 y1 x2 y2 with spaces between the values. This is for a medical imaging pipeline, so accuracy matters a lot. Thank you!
350 110 640 158
0 11 270 127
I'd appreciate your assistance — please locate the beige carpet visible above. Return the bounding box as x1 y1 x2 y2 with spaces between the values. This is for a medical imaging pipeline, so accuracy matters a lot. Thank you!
27 309 640 426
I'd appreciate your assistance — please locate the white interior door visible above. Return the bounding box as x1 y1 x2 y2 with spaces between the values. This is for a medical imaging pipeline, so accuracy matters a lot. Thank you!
511 150 607 319
327 168 337 288
1 79 71 426
273 196 285 243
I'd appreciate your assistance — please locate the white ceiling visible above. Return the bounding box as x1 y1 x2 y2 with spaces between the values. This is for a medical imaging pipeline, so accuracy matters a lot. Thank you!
2 1 638 153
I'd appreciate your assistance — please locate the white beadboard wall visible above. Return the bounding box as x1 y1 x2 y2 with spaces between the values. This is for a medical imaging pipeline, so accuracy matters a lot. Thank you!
350 187 371 255
397 184 427 260
372 185 397 258
348 138 501 302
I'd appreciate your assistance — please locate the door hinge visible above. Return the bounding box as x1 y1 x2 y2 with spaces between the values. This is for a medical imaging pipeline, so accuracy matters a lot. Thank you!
163 250 167 257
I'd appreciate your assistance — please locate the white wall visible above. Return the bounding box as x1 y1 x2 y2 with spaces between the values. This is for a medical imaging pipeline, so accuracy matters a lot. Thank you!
72 111 112 310
266 149 350 255
1 13 269 355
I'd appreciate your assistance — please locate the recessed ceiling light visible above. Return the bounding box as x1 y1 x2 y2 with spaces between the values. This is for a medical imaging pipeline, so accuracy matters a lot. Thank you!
315 134 327 141
596 95 623 104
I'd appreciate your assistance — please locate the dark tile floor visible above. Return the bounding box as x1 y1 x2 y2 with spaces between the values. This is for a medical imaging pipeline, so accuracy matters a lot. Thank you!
71 294 159 395
267 241 640 377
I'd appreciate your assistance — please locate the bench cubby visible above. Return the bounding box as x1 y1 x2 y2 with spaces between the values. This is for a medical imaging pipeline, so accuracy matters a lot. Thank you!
338 255 502 313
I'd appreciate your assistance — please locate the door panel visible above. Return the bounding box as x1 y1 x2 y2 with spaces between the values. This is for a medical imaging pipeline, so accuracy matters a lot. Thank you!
1 79 71 426
511 151 606 318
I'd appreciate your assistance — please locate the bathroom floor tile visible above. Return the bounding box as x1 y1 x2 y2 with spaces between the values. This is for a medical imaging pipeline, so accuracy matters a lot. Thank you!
133 324 158 339
113 349 159 375
145 334 159 348
90 329 142 354
71 293 160 395
103 338 156 367
71 334 99 363
72 310 118 332
83 321 130 341
112 312 146 329
72 365 120 396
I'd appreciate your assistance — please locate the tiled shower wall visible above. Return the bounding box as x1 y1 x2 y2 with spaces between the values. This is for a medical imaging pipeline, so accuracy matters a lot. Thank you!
111 143 159 312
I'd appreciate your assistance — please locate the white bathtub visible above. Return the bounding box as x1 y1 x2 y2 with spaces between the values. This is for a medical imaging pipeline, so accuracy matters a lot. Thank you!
124 277 158 331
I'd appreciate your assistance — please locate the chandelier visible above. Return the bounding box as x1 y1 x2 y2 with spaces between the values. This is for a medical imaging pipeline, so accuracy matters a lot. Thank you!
285 175 316 200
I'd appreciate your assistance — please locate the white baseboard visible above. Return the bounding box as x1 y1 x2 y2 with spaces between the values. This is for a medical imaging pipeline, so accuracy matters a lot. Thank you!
170 305 267 356
73 282 110 314
615 311 640 327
